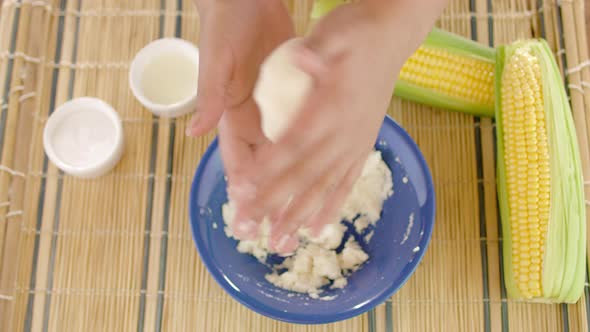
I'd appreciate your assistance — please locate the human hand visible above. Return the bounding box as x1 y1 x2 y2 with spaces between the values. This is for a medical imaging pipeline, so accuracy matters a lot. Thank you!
187 0 294 136
231 1 444 254
186 0 294 238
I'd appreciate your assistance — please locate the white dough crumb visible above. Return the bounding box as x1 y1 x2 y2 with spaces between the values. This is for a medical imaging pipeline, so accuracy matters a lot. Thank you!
340 151 394 223
309 293 337 300
266 270 328 295
222 150 393 298
364 230 375 242
354 215 371 233
299 223 347 250
400 213 415 245
212 222 218 229
331 277 348 289
339 238 369 271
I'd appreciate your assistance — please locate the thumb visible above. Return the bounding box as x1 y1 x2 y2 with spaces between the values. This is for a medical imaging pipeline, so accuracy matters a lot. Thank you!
187 34 233 137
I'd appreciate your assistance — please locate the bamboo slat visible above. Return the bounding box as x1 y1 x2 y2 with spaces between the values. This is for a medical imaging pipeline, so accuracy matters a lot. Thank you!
0 0 588 331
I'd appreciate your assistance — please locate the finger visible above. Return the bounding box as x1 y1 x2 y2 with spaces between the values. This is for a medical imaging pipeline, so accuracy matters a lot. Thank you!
218 98 264 186
218 119 255 199
269 230 300 256
220 126 259 240
187 25 233 137
291 42 329 80
218 99 266 240
239 41 342 186
306 155 366 236
242 74 338 190
238 133 345 224
234 78 343 222
270 162 350 240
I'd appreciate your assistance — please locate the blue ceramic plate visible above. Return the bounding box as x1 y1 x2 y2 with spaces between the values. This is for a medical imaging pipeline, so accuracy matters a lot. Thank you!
189 115 435 324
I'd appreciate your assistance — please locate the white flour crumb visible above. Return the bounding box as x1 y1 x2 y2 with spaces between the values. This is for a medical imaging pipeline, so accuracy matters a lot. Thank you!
354 215 371 233
400 213 415 245
338 238 369 271
331 277 348 289
364 230 374 242
340 151 394 223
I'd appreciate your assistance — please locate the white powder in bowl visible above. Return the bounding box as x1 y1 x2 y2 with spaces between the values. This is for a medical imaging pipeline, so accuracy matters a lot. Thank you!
51 109 118 168
222 150 393 298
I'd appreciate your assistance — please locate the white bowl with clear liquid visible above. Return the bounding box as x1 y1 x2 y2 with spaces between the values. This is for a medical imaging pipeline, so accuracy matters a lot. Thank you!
129 38 199 118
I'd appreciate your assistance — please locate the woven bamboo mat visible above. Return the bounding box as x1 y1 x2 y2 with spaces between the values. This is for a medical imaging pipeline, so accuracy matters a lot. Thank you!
0 0 589 331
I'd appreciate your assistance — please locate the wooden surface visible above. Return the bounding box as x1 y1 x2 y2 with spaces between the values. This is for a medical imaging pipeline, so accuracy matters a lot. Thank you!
0 1 589 331
587 0 590 51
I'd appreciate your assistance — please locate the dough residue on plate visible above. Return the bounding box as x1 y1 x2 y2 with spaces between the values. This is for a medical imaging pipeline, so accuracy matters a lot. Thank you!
222 150 394 298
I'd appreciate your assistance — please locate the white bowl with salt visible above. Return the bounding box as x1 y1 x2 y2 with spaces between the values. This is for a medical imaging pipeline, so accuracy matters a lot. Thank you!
43 97 124 178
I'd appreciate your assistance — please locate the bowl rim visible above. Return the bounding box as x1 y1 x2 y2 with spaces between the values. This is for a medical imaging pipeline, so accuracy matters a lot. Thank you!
188 115 436 325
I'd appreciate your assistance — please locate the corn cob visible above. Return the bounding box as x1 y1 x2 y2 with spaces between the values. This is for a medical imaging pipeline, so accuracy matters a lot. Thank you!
496 40 586 303
395 29 495 117
311 1 496 117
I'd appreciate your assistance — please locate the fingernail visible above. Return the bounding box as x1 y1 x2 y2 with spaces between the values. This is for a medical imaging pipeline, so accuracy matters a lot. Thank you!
273 234 299 255
310 223 326 238
233 218 258 240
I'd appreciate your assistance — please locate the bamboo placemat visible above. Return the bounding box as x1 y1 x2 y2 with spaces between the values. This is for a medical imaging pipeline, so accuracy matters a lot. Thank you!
0 0 589 331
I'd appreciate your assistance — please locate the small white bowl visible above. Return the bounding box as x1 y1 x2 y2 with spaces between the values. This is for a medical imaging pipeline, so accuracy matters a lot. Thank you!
43 97 124 179
129 38 200 118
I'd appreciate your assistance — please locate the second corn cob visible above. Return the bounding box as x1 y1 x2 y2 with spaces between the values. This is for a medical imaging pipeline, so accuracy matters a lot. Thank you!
495 40 586 303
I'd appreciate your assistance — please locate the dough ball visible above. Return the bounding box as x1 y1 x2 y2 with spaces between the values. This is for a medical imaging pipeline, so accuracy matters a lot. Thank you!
253 38 313 142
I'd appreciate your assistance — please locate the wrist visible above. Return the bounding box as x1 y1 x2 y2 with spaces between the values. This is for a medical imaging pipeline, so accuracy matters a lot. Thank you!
360 0 448 44
193 0 213 12
361 0 448 26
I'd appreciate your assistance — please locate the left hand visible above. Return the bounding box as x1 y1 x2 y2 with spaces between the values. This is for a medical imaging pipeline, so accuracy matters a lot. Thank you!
231 1 442 254
185 0 295 239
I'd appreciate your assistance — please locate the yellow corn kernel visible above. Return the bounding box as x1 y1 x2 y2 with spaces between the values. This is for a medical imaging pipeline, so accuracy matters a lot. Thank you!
399 46 495 109
500 46 549 299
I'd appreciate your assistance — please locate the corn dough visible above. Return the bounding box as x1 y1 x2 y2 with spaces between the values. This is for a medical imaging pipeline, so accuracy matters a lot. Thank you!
253 38 312 142
222 150 393 298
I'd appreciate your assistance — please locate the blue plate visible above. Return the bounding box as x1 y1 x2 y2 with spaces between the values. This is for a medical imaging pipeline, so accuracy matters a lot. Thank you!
189 115 435 324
